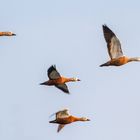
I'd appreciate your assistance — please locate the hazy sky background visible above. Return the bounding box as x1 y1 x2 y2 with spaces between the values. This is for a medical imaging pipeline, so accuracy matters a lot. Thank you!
0 0 140 140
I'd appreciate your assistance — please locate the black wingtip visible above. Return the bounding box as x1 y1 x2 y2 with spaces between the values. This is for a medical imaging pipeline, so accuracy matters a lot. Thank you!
103 24 107 26
48 65 56 70
63 90 70 94
102 24 109 29
52 64 56 68
48 65 56 74
102 24 115 38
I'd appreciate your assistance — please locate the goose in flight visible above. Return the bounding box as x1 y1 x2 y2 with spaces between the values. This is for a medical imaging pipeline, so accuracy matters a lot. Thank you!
100 25 140 66
0 31 16 36
49 109 90 132
40 65 80 94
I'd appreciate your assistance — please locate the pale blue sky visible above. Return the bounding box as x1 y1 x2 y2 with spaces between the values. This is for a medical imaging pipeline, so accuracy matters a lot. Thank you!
0 0 140 140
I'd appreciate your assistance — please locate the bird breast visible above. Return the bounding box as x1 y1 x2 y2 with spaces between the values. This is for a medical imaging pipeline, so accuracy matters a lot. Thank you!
47 77 68 85
56 116 78 124
110 56 129 66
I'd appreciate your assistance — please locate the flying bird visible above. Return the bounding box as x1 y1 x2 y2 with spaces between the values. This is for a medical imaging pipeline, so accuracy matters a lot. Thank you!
40 65 80 94
0 32 16 36
49 109 90 132
100 25 140 66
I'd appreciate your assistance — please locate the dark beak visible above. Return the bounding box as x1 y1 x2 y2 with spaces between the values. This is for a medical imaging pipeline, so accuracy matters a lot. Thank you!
87 119 90 121
77 79 81 81
12 33 16 36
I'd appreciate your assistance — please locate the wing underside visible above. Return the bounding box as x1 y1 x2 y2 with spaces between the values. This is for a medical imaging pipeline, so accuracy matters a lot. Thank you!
57 124 65 132
48 65 61 80
55 84 69 94
102 25 123 59
56 109 70 119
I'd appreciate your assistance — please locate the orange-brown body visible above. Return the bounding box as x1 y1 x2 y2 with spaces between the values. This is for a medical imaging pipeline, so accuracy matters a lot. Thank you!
0 32 16 36
46 77 75 86
109 56 129 66
50 116 86 124
57 116 79 124
100 56 130 66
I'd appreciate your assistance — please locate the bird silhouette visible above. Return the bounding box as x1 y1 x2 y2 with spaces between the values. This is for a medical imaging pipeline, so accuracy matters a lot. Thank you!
49 109 90 132
40 65 80 94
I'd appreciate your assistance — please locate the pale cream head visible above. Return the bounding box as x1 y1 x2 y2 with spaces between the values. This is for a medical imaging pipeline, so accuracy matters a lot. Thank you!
80 117 90 121
72 77 81 81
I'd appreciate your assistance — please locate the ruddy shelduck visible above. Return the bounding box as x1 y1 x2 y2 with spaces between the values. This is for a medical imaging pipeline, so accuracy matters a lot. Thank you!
0 31 16 36
49 109 90 132
100 25 140 66
40 65 80 94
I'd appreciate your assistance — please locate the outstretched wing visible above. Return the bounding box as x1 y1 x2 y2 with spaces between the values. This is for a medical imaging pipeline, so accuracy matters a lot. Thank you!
57 124 65 132
56 109 70 119
47 65 61 80
55 84 69 94
102 25 123 59
49 109 70 119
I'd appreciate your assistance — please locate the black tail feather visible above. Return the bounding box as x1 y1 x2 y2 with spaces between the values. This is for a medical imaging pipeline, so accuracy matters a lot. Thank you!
40 81 48 85
49 120 57 123
100 62 110 67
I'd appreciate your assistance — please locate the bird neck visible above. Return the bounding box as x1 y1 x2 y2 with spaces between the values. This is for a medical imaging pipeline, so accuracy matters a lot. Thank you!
0 32 11 36
71 116 84 122
64 78 75 82
128 57 140 62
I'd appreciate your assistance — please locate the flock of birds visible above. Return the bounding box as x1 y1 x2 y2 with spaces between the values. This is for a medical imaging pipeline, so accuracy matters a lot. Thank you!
2 24 140 132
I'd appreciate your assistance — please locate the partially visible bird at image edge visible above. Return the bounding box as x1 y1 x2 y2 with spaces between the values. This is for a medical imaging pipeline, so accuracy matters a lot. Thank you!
0 31 16 36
